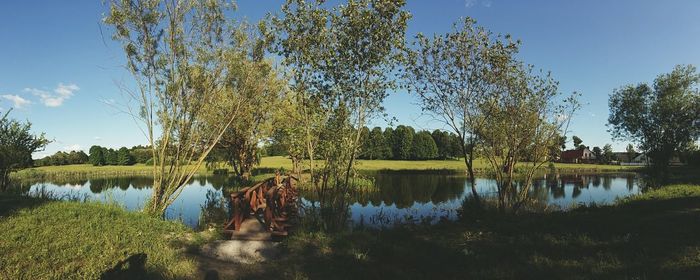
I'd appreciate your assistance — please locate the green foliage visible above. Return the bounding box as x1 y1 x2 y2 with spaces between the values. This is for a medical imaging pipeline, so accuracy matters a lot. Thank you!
404 17 520 183
431 130 453 160
625 144 637 163
572 135 583 150
34 150 88 166
86 145 144 166
105 0 245 215
117 147 135 166
592 146 602 162
208 24 287 179
608 65 700 169
600 144 615 164
104 148 118 165
271 0 410 230
263 140 288 157
411 131 438 160
392 125 415 160
382 127 395 159
478 62 580 210
88 145 105 166
559 135 567 150
129 146 152 164
0 110 50 190
360 127 390 160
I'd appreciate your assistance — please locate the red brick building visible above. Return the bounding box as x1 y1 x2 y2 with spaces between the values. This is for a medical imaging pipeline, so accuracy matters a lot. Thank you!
560 148 596 163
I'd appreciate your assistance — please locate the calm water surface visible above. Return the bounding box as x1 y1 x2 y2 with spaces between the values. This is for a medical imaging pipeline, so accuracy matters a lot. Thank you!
17 173 642 228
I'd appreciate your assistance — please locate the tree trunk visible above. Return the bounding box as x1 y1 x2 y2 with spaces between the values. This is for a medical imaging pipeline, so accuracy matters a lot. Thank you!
291 156 301 179
0 169 9 191
230 157 241 177
460 142 481 207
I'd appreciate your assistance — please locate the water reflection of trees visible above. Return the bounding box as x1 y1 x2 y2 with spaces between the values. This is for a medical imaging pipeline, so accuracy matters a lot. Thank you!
302 174 466 209
86 177 152 193
16 174 257 196
300 173 641 210
499 173 641 206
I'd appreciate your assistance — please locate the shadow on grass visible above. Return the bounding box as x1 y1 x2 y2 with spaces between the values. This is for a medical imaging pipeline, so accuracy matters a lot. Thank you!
0 193 50 218
100 253 150 280
229 190 700 279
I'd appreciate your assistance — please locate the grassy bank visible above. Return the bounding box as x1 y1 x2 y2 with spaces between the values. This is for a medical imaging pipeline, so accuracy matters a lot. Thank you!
258 156 639 173
11 164 186 180
233 184 700 279
0 194 197 279
12 156 637 181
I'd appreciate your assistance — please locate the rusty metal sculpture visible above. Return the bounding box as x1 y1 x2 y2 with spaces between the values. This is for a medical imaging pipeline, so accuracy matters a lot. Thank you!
224 172 299 240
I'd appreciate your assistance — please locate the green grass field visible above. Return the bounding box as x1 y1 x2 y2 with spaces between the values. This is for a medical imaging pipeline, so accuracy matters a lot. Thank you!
16 156 635 177
10 156 638 183
257 156 639 173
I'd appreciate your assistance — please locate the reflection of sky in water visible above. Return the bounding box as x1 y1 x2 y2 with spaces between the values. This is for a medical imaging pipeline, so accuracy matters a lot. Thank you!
545 177 640 208
25 173 641 229
28 180 219 228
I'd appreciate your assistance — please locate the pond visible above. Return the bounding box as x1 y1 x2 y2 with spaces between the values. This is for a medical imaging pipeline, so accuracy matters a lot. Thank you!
14 172 642 229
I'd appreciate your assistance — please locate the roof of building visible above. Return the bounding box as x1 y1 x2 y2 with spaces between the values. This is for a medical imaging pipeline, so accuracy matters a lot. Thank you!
561 149 585 160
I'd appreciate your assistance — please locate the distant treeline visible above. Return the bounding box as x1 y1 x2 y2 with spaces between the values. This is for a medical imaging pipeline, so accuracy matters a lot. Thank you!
265 125 463 160
34 150 89 166
35 145 153 166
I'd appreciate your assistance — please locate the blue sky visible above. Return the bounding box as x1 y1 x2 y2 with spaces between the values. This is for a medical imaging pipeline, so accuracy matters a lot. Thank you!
1 0 699 158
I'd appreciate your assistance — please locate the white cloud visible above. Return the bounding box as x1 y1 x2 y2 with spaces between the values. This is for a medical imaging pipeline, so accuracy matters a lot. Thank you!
465 0 493 8
94 136 102 141
33 151 51 159
1 94 31 108
55 83 79 96
25 82 79 107
63 144 82 152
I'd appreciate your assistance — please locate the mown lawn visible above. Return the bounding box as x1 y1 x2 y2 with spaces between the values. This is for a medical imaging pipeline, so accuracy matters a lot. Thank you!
12 156 637 181
0 194 197 279
258 156 638 173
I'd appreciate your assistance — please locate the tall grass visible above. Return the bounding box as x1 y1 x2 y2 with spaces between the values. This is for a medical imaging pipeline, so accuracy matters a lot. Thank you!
0 194 196 279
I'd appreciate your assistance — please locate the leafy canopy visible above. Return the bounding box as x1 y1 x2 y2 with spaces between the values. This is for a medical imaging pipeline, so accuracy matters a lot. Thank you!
608 65 700 168
0 110 50 189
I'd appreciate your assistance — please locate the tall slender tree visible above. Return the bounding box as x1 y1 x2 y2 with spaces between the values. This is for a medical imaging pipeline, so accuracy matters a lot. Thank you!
105 0 246 216
271 0 409 230
404 17 519 202
626 144 636 163
209 24 286 179
479 63 579 211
